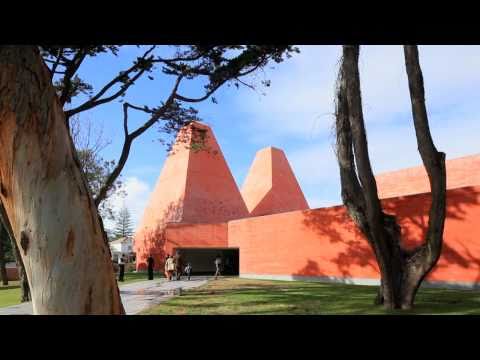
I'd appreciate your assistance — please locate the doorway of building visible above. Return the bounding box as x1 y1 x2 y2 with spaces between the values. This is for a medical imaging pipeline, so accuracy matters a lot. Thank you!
174 248 239 276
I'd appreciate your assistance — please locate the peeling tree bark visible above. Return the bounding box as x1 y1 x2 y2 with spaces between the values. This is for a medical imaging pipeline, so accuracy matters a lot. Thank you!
0 46 124 314
334 45 446 310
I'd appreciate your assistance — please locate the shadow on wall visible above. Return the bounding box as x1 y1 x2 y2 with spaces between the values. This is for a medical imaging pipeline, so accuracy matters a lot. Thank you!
298 186 480 282
299 206 378 278
383 186 480 283
293 259 337 281
291 259 372 285
136 200 183 271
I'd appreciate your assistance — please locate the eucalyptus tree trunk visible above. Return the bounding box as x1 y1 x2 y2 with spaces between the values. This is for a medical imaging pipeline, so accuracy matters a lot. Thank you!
0 46 124 314
334 45 446 309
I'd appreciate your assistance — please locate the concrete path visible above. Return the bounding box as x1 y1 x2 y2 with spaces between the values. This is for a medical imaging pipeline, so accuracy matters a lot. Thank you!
0 276 208 315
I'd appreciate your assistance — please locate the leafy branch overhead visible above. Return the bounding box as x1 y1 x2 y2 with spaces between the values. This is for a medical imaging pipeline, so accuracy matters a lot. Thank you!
40 45 300 206
40 45 298 113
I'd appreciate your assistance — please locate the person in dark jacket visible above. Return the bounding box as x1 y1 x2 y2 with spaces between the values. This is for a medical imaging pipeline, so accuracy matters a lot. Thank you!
214 254 222 280
184 263 192 281
174 251 183 281
147 255 155 280
118 255 125 282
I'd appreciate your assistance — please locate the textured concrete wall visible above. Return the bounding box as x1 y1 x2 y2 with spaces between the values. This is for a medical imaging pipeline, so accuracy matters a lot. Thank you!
229 186 480 287
376 154 480 199
133 121 480 285
241 147 309 217
164 222 228 256
182 124 248 223
134 122 247 270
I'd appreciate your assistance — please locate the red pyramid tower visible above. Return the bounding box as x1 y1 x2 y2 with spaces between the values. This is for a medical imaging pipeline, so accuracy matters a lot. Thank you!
241 147 309 217
134 121 248 270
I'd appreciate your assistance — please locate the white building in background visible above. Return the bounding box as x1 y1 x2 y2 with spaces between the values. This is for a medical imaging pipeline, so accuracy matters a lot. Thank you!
109 237 136 263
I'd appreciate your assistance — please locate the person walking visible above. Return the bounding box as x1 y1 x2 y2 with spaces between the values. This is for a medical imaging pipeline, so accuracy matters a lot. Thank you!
165 255 175 281
184 263 192 281
164 254 170 279
118 255 125 282
147 254 155 280
214 254 222 280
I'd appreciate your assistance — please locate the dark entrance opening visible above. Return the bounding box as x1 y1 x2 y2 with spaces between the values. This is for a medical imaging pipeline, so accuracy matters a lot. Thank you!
174 248 239 276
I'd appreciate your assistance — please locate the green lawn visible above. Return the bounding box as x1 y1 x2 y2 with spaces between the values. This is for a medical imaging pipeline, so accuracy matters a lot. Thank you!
141 277 480 315
121 271 165 284
0 281 21 308
0 272 164 309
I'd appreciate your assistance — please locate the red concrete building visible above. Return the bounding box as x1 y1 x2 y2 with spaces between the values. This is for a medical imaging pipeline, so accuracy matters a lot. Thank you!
241 147 309 217
134 122 480 288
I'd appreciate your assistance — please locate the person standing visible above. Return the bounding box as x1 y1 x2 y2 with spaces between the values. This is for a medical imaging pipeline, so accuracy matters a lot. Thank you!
165 255 175 281
214 254 222 280
184 263 192 281
147 254 155 280
164 254 170 279
118 255 125 282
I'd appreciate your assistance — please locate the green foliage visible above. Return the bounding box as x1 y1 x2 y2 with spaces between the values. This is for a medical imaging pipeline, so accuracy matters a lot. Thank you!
40 46 121 104
0 281 22 308
76 148 123 221
53 75 94 103
41 45 299 136
113 206 134 240
0 223 14 263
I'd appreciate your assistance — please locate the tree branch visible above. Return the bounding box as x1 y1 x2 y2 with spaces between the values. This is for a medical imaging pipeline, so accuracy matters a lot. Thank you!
65 46 156 118
343 45 382 220
404 45 446 262
93 75 183 207
50 48 64 80
59 49 88 106
334 58 368 234
172 58 264 103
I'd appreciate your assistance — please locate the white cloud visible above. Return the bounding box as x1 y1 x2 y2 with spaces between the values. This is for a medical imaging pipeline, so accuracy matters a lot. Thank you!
103 176 153 231
236 45 480 143
286 108 480 209
236 45 340 142
232 45 480 209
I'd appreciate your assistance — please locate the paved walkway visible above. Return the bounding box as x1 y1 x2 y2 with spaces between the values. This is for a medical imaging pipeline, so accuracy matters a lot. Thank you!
0 276 208 315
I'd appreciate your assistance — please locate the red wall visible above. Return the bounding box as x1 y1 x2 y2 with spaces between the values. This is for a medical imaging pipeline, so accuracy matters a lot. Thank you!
136 185 480 286
134 122 248 271
165 222 228 255
241 147 309 216
137 222 228 271
6 266 18 281
376 154 480 198
228 186 480 286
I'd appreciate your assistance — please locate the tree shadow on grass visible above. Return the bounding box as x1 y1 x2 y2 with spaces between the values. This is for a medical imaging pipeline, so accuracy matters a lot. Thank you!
157 278 480 315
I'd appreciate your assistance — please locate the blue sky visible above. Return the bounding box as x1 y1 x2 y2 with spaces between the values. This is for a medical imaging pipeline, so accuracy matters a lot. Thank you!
67 45 480 230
